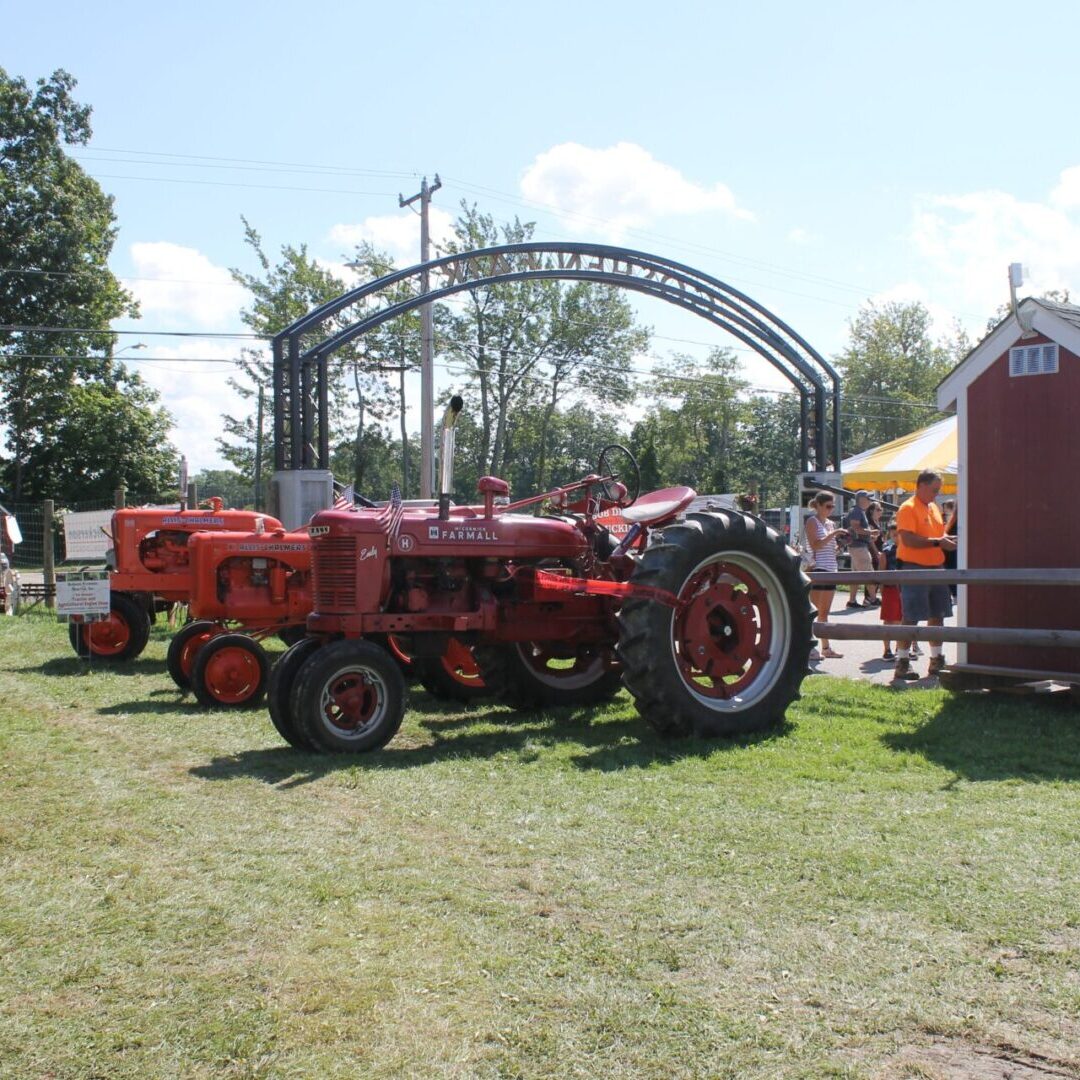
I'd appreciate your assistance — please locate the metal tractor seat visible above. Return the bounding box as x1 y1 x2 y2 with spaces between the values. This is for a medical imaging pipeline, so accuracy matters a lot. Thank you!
619 486 696 526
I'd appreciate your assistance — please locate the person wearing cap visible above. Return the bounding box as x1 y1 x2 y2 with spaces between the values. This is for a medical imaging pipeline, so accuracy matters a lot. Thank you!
892 469 957 681
844 490 879 608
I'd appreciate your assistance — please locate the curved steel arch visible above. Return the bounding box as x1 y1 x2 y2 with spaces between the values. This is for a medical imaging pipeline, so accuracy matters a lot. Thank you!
300 270 821 470
272 242 841 473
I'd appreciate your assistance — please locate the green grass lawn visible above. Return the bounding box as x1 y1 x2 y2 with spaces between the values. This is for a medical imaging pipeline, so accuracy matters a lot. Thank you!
2 613 1079 1078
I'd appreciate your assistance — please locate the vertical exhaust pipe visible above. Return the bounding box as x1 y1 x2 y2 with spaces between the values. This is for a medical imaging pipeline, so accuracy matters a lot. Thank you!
438 395 463 520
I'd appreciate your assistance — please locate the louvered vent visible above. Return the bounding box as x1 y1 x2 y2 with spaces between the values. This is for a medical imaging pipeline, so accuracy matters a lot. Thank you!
312 537 358 612
1009 343 1059 377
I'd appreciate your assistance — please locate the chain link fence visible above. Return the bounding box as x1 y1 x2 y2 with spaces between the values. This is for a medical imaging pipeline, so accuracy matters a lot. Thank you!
4 494 164 570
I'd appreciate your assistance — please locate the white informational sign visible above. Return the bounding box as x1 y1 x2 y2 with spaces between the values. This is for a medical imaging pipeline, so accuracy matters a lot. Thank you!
1 512 22 546
56 570 111 622
62 509 114 561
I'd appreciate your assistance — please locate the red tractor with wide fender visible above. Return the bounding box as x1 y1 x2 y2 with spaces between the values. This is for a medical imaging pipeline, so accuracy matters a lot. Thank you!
67 499 284 662
267 399 813 754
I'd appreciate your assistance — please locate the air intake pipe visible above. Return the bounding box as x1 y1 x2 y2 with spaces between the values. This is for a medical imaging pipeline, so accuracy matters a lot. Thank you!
438 395 464 520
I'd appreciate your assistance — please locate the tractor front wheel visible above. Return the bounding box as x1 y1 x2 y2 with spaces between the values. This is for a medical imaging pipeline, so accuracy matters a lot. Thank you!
68 592 151 662
618 510 812 738
166 620 221 689
291 640 405 754
190 633 270 710
267 637 322 749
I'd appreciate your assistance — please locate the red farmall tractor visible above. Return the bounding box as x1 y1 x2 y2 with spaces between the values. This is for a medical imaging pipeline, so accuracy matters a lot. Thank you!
266 400 813 754
67 499 284 662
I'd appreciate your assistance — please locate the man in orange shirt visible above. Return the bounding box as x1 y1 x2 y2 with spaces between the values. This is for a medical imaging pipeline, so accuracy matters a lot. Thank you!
893 469 957 681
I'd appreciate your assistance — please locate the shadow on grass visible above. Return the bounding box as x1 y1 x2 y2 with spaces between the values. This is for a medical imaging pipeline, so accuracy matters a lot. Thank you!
882 691 1080 782
17 656 165 677
189 692 791 787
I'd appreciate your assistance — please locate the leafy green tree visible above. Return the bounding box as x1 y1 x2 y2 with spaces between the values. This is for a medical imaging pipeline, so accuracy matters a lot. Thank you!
193 468 256 509
629 349 748 494
0 67 139 499
437 204 649 483
730 392 803 508
836 301 959 455
221 224 400 496
39 375 177 504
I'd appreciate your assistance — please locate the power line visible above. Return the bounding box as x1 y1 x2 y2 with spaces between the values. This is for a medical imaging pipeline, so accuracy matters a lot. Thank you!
88 172 401 197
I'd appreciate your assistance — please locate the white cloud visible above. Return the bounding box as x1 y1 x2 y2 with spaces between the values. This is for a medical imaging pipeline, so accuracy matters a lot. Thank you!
787 227 816 246
328 208 456 268
911 169 1080 316
1050 165 1080 209
126 242 248 329
867 281 958 340
123 341 253 473
519 141 754 241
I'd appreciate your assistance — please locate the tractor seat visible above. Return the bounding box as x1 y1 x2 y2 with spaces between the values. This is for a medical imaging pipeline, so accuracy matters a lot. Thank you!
618 485 697 526
477 476 510 497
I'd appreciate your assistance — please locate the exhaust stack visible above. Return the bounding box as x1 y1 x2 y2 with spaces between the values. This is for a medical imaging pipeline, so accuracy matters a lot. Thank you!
438 395 464 520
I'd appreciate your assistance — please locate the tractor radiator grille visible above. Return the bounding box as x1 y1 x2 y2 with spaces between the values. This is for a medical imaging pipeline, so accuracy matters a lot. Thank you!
312 538 358 612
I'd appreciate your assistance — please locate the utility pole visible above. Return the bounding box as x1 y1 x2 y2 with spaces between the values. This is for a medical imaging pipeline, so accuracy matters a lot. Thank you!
399 174 441 498
254 384 265 511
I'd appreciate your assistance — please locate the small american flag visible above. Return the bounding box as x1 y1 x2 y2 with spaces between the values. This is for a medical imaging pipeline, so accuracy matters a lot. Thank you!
388 481 404 539
333 483 354 511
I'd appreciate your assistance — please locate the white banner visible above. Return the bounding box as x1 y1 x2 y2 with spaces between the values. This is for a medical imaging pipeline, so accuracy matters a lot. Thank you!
56 570 111 620
62 509 114 562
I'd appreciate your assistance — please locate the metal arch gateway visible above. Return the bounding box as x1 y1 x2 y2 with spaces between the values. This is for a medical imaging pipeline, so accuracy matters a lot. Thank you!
272 242 842 474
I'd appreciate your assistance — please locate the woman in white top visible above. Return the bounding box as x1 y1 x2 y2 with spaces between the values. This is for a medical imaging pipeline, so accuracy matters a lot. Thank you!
805 490 849 660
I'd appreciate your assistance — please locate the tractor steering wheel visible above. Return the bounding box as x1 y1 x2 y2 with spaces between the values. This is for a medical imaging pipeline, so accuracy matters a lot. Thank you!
596 444 640 507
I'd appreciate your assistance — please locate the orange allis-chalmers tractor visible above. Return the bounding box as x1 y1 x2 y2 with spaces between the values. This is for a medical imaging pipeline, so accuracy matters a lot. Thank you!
266 399 813 755
165 528 313 710
68 499 284 662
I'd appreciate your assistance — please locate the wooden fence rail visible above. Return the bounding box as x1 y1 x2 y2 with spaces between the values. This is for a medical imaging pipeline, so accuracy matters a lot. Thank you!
813 622 1080 647
809 568 1080 586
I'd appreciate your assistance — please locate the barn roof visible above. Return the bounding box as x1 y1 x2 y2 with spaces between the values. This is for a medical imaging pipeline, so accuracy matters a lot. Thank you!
937 297 1080 410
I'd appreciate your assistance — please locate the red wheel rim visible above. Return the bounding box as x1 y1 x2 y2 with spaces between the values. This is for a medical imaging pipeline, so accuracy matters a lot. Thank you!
320 668 384 734
202 645 262 704
387 634 413 669
441 638 484 688
180 629 218 680
673 559 774 699
84 611 132 656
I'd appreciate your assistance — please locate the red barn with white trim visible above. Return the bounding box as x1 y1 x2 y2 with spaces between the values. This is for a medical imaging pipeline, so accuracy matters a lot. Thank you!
937 298 1080 676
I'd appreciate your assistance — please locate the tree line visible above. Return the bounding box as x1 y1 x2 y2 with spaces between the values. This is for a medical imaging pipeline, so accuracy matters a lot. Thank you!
3 66 985 512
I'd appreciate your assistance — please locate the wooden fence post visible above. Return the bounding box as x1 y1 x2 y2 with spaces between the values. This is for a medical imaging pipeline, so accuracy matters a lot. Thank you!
42 499 54 609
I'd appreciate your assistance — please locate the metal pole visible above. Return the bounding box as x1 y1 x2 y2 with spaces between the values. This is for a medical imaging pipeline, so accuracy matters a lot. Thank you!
399 174 441 498
42 499 54 609
254 385 264 511
114 486 126 510
187 481 198 509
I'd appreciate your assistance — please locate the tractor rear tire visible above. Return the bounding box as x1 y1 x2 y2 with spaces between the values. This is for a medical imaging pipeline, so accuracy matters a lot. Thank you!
191 633 270 710
267 637 321 750
167 620 221 690
413 638 488 704
291 639 406 755
618 510 812 738
477 641 622 709
68 592 151 662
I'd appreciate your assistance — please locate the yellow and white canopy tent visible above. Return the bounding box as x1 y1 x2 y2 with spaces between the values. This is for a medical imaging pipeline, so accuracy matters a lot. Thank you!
840 414 957 495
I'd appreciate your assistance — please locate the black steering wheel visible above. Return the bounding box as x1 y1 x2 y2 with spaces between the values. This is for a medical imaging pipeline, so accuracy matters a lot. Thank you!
596 444 640 507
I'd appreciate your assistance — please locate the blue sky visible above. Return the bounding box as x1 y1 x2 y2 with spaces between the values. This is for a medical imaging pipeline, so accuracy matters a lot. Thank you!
6 0 1080 471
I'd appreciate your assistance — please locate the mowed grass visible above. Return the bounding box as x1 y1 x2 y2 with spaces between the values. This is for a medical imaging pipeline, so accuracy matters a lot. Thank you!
1 614 1079 1079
